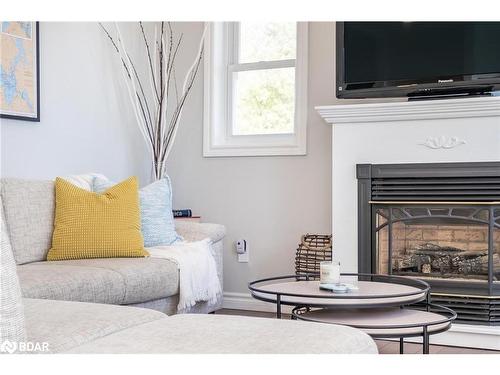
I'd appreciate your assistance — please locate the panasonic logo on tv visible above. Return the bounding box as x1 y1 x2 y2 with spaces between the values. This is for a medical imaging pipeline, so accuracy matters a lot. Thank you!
438 79 454 83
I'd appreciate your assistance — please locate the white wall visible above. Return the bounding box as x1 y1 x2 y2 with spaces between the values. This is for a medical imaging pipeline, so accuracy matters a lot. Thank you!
1 22 151 183
167 22 334 294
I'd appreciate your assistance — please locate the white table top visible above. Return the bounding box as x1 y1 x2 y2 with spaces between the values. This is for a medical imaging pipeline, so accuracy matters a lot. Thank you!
296 308 451 336
252 279 426 307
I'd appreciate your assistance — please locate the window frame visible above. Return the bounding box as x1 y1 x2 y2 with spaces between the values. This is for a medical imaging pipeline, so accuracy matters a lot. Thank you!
203 22 308 157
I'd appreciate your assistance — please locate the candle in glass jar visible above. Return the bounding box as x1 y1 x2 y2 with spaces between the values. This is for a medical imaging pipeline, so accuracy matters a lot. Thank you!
320 261 341 285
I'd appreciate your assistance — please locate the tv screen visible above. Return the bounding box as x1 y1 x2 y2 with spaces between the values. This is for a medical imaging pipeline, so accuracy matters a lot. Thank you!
336 22 500 99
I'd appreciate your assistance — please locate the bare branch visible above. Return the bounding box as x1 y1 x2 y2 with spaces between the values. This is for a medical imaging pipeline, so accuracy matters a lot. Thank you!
173 67 179 104
160 42 203 161
159 22 165 99
155 22 166 160
139 22 160 103
135 91 155 149
165 22 173 96
127 54 155 145
99 21 206 180
99 23 131 79
165 32 183 101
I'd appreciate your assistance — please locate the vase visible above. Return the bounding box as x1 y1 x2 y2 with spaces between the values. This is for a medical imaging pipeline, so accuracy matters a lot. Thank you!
151 160 167 182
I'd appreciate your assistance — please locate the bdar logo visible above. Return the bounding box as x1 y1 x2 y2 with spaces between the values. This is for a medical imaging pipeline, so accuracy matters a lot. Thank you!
0 340 18 354
0 340 49 353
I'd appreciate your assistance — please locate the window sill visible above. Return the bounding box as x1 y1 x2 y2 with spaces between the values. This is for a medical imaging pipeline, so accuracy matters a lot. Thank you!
203 128 307 157
203 143 307 157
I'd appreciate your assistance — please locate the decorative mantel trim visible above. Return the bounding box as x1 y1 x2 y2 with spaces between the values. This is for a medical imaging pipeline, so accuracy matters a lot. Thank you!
316 96 500 124
419 136 467 149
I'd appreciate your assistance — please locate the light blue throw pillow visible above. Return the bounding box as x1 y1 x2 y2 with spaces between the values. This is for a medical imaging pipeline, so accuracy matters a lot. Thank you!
93 176 181 247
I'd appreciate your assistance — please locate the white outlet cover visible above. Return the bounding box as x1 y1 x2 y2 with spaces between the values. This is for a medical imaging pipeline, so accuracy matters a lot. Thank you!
237 244 249 263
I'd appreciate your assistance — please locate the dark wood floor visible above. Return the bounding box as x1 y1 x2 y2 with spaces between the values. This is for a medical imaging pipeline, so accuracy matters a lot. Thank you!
216 308 499 354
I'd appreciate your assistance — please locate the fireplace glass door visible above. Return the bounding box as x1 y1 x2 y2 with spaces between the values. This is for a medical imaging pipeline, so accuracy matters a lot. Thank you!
374 205 500 294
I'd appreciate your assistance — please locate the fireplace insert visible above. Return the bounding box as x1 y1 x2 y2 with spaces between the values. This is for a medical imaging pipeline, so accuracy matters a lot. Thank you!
357 162 500 325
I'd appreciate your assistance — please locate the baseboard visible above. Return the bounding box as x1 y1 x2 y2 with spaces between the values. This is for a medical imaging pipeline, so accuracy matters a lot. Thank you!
222 292 500 351
423 324 500 351
222 292 292 314
389 324 500 351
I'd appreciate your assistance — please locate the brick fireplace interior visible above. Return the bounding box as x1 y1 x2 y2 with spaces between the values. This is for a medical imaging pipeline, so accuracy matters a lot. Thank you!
375 207 499 282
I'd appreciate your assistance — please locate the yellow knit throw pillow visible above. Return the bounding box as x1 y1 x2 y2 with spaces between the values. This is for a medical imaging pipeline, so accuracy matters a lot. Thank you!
47 176 149 261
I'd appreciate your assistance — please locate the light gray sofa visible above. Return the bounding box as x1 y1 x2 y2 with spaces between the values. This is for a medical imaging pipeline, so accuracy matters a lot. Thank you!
23 298 378 354
0 178 225 315
0 178 378 354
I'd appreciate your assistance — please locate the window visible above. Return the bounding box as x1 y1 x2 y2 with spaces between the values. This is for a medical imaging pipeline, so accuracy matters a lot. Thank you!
204 22 308 157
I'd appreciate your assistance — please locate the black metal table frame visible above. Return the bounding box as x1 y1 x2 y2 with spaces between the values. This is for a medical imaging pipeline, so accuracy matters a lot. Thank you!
248 273 457 354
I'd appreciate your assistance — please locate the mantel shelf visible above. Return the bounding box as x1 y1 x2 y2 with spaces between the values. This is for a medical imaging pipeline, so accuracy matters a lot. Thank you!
316 96 500 124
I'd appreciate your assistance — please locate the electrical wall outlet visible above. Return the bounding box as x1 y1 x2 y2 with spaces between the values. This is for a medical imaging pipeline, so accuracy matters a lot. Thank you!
236 239 249 263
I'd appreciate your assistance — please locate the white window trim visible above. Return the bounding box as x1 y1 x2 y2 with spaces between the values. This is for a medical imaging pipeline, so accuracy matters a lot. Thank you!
203 22 308 157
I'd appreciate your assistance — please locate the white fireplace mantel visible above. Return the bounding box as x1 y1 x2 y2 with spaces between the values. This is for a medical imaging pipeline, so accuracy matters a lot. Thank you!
317 96 500 350
316 96 500 124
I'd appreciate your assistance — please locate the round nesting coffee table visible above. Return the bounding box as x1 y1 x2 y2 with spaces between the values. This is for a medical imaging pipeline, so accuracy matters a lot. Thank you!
249 274 456 354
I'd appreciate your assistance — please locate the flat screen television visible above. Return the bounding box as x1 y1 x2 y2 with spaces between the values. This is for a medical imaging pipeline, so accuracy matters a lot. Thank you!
336 22 500 99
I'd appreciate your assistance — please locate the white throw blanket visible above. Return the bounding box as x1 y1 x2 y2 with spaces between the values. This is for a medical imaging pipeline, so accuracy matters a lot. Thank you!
147 239 222 313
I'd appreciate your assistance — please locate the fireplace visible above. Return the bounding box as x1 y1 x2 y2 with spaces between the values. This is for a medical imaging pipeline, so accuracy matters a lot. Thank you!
374 204 499 292
357 162 500 325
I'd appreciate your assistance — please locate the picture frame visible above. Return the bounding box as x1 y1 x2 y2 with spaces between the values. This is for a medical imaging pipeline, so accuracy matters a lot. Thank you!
0 21 40 122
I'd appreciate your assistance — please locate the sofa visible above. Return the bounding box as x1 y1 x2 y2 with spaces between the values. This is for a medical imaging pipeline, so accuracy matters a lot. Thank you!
22 298 377 354
0 177 378 354
1 227 377 355
0 178 225 315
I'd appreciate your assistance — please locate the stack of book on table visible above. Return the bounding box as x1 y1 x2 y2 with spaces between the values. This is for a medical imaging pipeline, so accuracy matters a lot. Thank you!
173 209 201 222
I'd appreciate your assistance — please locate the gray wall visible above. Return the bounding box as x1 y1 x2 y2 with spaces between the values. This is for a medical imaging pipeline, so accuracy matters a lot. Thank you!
167 22 334 294
1 22 151 183
1 22 335 296
167 22 500 295
3 22 497 297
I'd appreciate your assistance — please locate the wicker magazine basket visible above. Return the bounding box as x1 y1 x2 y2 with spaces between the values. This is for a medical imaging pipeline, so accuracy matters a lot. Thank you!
295 234 332 279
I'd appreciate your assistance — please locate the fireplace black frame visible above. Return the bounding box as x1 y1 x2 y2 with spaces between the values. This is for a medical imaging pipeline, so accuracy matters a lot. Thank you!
356 162 500 324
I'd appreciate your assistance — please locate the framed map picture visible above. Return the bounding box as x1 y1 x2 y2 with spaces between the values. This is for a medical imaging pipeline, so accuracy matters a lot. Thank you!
0 22 40 122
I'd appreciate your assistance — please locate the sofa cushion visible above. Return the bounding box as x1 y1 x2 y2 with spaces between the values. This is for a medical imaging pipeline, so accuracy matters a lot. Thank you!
17 258 179 304
60 173 107 191
94 176 181 247
47 177 148 261
0 178 55 264
0 196 27 347
65 314 378 354
24 298 166 353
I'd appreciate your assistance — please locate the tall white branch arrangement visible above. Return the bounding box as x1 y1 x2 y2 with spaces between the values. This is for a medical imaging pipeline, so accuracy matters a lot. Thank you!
100 22 205 181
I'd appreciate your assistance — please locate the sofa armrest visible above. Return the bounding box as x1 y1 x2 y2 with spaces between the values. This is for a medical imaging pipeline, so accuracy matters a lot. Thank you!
174 221 226 243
